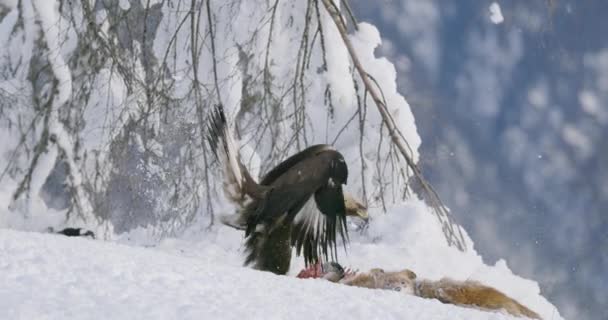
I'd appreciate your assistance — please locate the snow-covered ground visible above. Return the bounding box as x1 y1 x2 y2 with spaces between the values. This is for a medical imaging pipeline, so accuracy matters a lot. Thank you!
0 200 563 320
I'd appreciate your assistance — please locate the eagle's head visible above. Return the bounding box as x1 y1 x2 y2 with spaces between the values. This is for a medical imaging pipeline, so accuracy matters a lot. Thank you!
344 193 368 221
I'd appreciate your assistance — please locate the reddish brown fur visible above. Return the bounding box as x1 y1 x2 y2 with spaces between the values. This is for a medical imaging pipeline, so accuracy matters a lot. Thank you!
340 268 417 294
415 278 541 319
339 267 541 319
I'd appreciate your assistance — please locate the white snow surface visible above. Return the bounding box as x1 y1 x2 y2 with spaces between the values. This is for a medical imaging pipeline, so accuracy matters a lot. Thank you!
0 200 562 320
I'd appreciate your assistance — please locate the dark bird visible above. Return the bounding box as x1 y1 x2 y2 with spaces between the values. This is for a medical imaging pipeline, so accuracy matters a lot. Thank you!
47 227 96 239
207 105 368 275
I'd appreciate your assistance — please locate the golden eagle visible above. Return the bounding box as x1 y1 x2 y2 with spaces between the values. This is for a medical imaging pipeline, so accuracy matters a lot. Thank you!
207 105 367 274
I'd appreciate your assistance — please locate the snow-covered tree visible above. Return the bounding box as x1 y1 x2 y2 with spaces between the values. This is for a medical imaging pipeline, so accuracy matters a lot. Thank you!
0 0 465 249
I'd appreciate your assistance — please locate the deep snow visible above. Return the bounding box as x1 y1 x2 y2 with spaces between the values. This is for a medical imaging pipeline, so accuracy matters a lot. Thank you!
1 200 563 320
0 230 522 320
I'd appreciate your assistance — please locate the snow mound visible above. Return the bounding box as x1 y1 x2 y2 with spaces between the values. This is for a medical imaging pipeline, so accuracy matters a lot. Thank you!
0 200 562 320
2 230 520 320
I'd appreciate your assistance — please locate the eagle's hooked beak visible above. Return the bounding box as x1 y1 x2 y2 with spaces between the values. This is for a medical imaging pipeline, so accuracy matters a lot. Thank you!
343 193 368 221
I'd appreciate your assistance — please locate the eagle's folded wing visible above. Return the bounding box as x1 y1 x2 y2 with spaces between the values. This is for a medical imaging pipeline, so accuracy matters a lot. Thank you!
290 184 348 265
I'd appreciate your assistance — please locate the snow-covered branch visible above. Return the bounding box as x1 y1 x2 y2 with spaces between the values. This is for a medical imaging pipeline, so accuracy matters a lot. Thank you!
321 0 466 251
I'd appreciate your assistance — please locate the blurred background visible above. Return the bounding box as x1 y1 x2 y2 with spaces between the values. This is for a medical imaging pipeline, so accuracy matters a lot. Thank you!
350 1 606 319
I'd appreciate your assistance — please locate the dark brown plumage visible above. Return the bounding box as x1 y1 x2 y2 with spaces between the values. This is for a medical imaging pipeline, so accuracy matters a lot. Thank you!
207 105 367 274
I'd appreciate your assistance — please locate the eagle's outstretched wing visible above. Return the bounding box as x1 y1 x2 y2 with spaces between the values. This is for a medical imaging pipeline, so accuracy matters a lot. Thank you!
207 105 267 229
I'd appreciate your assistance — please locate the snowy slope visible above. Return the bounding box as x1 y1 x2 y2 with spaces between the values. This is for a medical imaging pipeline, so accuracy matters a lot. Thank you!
2 230 518 320
0 200 562 320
